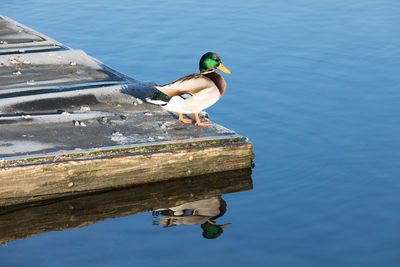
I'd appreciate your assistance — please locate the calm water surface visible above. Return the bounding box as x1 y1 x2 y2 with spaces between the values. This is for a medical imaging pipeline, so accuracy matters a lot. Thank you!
2 0 400 266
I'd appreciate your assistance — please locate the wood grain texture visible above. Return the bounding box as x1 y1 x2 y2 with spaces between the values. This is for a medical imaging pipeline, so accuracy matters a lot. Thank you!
0 141 253 206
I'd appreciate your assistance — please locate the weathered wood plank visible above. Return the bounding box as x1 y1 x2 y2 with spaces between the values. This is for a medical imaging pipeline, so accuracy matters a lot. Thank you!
0 140 253 206
0 168 252 244
0 15 61 52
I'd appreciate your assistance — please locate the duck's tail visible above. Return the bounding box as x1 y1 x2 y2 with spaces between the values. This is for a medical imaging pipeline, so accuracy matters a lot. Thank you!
146 87 172 105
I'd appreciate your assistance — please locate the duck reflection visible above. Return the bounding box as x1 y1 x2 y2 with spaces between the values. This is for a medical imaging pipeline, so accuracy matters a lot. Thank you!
0 168 252 244
152 196 231 239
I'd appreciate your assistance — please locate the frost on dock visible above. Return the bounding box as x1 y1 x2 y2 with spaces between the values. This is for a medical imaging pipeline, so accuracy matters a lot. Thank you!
0 15 61 53
0 15 254 207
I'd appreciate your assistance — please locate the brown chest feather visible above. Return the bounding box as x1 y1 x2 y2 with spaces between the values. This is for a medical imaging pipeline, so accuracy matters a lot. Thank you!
204 71 227 96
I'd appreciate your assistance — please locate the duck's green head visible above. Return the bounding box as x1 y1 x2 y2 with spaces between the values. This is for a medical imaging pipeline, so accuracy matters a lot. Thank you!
199 52 231 74
201 221 231 239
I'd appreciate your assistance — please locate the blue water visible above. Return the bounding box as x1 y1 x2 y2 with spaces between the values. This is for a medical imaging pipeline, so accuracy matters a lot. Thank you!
2 0 400 266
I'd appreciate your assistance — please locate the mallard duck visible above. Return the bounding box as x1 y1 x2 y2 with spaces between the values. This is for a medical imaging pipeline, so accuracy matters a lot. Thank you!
152 196 231 239
150 52 231 126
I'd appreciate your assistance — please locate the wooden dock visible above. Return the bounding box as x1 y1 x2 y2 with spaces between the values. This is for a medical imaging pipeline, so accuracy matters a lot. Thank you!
0 15 254 207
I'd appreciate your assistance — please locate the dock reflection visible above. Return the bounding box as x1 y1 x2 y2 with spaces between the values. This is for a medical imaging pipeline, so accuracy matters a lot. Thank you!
0 168 252 244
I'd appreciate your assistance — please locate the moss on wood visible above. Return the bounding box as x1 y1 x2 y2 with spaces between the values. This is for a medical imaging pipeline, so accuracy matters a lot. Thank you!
1 136 249 168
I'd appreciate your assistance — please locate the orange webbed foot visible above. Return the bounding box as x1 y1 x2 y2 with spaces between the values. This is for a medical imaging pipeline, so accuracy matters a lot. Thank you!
195 121 214 126
194 113 213 127
179 113 193 124
180 118 194 124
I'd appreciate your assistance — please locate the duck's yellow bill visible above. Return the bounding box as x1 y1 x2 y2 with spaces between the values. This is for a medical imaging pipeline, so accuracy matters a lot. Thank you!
220 223 232 228
217 63 231 74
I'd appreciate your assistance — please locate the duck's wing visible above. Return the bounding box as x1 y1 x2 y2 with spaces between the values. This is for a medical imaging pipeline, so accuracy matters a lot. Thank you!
151 74 214 97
